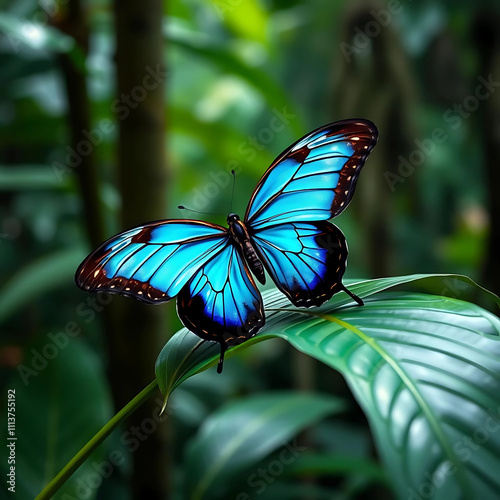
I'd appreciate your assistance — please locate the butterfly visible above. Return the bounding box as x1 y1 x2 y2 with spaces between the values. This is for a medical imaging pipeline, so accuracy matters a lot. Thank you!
76 119 378 373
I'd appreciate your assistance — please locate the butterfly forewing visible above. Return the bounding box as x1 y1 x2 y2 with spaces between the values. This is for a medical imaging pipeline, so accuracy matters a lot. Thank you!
245 119 378 229
75 220 228 303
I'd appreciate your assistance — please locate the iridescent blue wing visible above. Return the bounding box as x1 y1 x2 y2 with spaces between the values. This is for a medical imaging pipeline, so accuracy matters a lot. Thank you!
245 120 378 230
251 221 358 308
177 242 264 373
75 220 228 303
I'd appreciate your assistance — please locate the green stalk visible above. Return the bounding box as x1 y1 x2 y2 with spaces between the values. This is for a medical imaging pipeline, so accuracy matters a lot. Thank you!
35 380 159 499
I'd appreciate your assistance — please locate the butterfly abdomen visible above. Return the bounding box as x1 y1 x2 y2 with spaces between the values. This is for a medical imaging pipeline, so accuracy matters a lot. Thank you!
242 240 266 285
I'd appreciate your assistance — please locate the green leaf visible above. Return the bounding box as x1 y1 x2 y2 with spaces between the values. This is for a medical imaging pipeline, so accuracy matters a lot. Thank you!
156 274 500 500
0 247 86 323
240 453 389 500
284 453 389 485
0 338 112 499
341 273 499 306
254 481 347 500
183 392 346 500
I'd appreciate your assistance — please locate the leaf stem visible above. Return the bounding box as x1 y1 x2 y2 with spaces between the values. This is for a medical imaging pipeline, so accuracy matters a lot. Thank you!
35 380 158 500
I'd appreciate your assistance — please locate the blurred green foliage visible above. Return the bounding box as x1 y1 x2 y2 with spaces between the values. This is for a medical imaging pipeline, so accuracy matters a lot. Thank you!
0 0 499 499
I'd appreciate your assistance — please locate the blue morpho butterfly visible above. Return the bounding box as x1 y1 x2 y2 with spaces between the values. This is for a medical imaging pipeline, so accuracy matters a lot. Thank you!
76 119 378 373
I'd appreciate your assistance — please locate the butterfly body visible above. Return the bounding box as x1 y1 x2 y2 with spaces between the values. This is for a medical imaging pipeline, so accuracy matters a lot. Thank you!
76 119 378 373
227 213 266 285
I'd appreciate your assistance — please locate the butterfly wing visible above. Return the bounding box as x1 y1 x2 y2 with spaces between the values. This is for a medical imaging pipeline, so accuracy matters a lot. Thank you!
75 220 228 303
177 242 264 372
245 119 378 230
251 221 349 308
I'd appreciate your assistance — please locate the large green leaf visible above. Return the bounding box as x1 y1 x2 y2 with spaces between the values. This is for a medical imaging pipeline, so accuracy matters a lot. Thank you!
155 274 500 499
0 338 112 499
183 392 346 500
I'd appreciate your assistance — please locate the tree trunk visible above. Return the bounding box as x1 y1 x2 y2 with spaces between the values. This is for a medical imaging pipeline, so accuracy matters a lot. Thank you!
331 0 418 278
57 0 105 248
59 0 170 496
112 1 170 498
473 11 500 294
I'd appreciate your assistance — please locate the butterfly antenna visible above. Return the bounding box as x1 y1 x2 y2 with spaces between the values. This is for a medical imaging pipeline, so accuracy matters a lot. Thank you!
229 169 236 213
341 284 364 306
178 206 223 217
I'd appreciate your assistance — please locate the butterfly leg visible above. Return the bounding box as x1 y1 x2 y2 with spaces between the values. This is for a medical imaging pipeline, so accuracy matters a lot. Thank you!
217 342 227 374
341 284 364 306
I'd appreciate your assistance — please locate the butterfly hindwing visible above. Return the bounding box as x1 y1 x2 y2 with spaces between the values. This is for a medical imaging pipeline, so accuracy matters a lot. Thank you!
75 220 228 303
176 242 264 350
250 221 348 307
245 119 378 230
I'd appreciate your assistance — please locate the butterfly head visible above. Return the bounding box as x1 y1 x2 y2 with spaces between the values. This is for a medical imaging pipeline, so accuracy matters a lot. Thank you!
227 213 240 224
